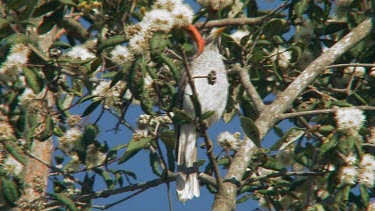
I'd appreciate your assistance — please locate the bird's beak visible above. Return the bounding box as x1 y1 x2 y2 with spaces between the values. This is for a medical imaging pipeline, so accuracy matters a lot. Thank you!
184 24 205 57
211 27 226 39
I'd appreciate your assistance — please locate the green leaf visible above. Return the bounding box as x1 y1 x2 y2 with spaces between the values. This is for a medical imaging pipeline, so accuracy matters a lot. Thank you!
360 184 369 208
23 67 43 93
97 35 127 53
118 137 152 164
3 33 32 47
3 140 26 165
58 0 77 6
149 151 162 177
97 169 115 189
50 193 78 211
37 6 64 34
123 170 137 180
33 1 62 17
292 0 308 20
270 127 305 151
201 110 216 120
81 100 102 117
38 115 54 141
1 177 19 206
172 108 193 126
160 130 175 149
262 158 285 171
240 116 260 147
319 135 339 156
236 193 252 204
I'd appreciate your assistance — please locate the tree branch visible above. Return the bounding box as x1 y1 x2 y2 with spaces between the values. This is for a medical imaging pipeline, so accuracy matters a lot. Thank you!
231 64 265 113
212 17 374 211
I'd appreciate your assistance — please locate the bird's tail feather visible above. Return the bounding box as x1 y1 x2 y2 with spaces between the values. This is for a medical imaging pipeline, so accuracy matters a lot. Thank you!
176 124 200 202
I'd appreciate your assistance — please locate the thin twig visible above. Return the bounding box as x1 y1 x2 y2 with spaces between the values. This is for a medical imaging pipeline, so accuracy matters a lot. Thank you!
278 106 375 120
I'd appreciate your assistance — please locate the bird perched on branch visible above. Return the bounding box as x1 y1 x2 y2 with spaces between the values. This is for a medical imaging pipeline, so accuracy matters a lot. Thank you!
176 26 228 202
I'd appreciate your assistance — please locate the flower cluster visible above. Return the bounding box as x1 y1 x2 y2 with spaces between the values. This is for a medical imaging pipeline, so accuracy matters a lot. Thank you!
58 127 82 154
85 144 105 168
0 120 15 140
270 46 292 70
229 30 250 45
137 114 173 130
66 46 95 61
0 44 31 82
358 154 375 187
3 155 24 176
217 131 242 151
334 107 365 132
339 154 375 188
92 80 126 109
111 0 194 61
197 0 233 10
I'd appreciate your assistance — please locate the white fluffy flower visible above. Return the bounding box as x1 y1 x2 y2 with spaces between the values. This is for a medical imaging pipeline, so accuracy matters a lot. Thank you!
0 121 14 139
142 9 174 32
92 80 110 98
19 88 36 106
111 45 134 65
171 4 194 28
339 166 357 185
344 153 357 165
4 155 24 176
230 30 249 44
358 170 375 188
335 107 365 131
59 128 81 153
359 154 375 171
128 32 150 55
0 44 31 81
6 44 31 67
217 131 241 150
270 46 292 69
85 144 105 168
66 46 95 60
92 80 126 108
153 0 183 11
197 0 233 10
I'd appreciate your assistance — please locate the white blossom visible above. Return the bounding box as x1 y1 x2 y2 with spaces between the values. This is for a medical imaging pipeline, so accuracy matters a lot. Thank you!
59 127 81 153
344 153 357 165
19 88 36 106
230 30 249 44
339 166 357 185
153 0 183 11
359 154 375 171
128 32 150 55
110 45 134 65
197 0 233 10
85 144 105 168
66 46 95 60
4 155 24 176
171 4 194 28
0 121 14 139
270 46 292 69
143 9 174 32
217 131 241 150
358 170 375 188
335 107 365 131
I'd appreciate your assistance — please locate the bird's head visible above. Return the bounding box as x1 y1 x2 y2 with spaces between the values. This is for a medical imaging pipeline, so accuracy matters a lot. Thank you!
183 25 225 57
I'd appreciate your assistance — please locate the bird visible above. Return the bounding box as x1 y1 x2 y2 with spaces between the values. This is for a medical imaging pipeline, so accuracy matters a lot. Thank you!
176 26 228 203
